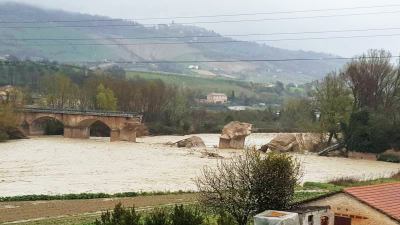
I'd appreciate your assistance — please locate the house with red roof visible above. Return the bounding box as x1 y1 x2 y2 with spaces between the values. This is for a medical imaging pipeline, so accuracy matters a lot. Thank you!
300 182 400 225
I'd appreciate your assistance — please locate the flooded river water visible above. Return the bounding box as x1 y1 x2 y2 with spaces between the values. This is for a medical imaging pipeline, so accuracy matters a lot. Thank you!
0 134 399 196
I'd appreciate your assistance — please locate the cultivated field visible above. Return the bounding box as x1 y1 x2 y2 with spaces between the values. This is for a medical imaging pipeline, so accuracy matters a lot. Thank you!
0 193 196 224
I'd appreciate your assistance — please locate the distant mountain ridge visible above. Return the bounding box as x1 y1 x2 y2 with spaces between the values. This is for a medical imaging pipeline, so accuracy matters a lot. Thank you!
0 2 345 83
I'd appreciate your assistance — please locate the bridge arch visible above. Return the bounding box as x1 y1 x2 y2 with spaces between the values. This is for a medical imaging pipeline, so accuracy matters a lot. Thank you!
77 119 112 138
77 118 114 130
29 116 65 136
20 108 142 142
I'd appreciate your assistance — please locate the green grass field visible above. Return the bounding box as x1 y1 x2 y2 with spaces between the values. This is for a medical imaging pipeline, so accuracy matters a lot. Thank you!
126 71 259 96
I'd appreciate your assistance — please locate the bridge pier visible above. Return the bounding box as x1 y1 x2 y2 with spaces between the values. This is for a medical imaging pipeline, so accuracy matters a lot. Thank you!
120 125 137 142
64 126 90 139
110 129 121 142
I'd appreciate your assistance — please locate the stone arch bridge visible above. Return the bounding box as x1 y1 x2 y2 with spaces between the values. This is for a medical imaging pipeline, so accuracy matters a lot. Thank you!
19 108 143 142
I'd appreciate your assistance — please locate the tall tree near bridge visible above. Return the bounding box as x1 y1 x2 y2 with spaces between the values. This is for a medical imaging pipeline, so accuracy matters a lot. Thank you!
96 84 117 111
40 73 79 109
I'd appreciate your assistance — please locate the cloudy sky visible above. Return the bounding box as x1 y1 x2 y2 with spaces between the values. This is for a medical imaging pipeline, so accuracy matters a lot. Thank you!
2 0 400 57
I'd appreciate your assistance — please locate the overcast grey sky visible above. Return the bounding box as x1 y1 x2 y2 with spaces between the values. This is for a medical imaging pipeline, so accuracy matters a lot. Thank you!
2 0 400 57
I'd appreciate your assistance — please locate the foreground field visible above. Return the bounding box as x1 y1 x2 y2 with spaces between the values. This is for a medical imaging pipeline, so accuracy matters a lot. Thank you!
0 193 196 224
3 177 400 225
0 134 399 196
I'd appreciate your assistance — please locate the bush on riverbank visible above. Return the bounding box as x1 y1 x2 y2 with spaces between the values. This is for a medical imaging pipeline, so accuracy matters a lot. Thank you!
0 129 9 142
342 110 400 154
378 154 400 163
0 103 19 142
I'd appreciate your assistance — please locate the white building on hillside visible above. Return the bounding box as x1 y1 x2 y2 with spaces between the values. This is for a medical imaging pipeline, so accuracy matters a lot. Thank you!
207 93 228 104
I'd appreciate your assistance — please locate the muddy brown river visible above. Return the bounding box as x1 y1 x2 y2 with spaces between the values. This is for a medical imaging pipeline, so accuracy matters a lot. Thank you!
0 134 399 196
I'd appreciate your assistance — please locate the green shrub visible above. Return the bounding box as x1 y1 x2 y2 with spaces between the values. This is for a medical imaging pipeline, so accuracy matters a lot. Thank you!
378 154 400 163
196 151 301 225
94 204 207 225
328 177 362 186
170 205 204 225
342 110 400 154
0 191 194 202
95 203 141 225
144 208 170 225
0 129 9 142
217 212 237 225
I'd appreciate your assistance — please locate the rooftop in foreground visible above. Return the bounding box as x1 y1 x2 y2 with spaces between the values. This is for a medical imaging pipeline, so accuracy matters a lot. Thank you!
344 182 400 221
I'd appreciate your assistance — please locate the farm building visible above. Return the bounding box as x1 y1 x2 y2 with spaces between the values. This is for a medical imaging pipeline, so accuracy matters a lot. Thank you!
206 93 228 104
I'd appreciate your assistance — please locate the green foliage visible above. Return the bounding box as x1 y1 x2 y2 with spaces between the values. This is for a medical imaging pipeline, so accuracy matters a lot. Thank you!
342 110 396 153
94 204 204 225
0 103 18 141
327 175 400 187
378 154 400 163
40 73 80 109
0 191 193 202
144 208 170 225
315 72 353 141
127 71 306 106
280 98 318 131
0 129 9 142
338 50 400 153
95 203 141 225
302 182 341 192
170 205 204 225
96 84 117 111
292 192 328 204
216 212 237 225
196 151 301 225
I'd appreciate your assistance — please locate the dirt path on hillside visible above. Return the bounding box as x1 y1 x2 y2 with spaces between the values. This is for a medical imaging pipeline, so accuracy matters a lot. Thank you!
0 193 197 223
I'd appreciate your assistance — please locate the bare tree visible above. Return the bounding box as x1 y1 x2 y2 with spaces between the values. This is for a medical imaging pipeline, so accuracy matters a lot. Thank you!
195 151 301 225
344 49 400 110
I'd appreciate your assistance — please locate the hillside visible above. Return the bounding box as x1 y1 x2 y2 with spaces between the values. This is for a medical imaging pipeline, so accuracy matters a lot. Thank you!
0 2 345 83
127 71 259 96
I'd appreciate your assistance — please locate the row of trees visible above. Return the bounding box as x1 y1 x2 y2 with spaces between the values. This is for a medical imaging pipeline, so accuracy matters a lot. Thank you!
0 59 313 135
33 73 193 133
314 49 400 153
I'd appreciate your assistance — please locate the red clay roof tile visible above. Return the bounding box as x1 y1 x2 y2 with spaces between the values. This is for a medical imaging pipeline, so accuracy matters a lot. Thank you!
344 182 400 222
